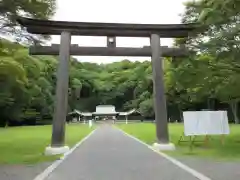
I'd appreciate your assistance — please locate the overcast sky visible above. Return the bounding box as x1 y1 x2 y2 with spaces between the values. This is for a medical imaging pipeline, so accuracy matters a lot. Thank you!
51 0 187 64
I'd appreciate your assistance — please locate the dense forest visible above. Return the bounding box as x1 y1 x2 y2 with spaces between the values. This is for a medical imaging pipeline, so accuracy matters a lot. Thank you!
0 0 240 126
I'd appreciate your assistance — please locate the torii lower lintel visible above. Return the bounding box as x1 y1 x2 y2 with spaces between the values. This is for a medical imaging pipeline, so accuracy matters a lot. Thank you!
29 45 188 57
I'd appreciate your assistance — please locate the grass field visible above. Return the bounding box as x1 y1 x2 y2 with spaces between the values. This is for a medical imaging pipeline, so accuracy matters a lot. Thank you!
0 124 94 164
117 123 240 161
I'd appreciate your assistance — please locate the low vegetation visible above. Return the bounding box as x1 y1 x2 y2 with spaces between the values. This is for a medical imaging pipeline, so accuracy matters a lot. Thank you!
118 123 240 160
0 124 94 164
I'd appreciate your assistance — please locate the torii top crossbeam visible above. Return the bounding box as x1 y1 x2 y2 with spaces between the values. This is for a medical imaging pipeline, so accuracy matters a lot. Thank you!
17 17 198 38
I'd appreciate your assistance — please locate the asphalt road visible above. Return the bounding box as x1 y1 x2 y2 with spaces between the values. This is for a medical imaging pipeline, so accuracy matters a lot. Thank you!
45 125 200 180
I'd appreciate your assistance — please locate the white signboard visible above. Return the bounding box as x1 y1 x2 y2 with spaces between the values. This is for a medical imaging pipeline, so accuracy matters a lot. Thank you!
95 105 116 114
183 111 230 136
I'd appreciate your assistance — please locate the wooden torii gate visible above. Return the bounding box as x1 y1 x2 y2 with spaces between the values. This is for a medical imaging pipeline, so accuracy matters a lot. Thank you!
17 17 198 155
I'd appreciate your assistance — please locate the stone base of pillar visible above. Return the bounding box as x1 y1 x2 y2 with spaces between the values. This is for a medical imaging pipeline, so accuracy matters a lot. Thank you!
45 146 70 155
152 142 176 151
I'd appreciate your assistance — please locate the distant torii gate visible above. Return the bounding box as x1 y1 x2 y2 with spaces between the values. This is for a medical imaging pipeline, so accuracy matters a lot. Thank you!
17 17 198 155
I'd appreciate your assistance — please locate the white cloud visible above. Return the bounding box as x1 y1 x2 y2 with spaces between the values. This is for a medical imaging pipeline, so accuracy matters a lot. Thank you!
51 0 187 64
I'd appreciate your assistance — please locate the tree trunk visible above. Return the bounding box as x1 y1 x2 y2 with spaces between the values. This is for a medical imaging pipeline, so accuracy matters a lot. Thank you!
207 98 215 110
207 99 211 109
5 120 8 128
212 99 215 110
178 104 183 122
230 101 239 124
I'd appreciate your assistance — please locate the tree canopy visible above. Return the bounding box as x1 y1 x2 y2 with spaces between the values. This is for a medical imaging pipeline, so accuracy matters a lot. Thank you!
0 0 240 126
0 0 56 42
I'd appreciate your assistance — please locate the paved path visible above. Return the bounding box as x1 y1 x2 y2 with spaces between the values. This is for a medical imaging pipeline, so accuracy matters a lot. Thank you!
176 157 240 180
0 163 51 180
45 125 201 180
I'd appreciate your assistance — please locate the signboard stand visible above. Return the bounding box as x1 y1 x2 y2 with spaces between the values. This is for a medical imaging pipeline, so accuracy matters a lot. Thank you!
177 133 209 151
221 134 225 145
178 133 225 151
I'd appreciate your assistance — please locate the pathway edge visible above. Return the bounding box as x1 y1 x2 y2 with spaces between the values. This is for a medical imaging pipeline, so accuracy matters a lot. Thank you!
33 127 98 180
116 127 212 180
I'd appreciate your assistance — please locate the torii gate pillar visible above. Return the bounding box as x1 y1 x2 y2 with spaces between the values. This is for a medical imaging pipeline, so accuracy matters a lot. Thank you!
45 31 71 155
150 34 175 150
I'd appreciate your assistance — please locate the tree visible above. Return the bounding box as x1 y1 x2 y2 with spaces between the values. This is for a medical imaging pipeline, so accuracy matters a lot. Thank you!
0 0 56 42
0 57 28 126
139 98 154 118
179 0 240 123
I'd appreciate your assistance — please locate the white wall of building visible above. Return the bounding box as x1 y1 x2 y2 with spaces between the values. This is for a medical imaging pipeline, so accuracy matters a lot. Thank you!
95 105 116 114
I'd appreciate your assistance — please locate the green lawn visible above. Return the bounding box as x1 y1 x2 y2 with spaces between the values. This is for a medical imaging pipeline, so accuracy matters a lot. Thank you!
117 123 240 161
0 124 94 164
